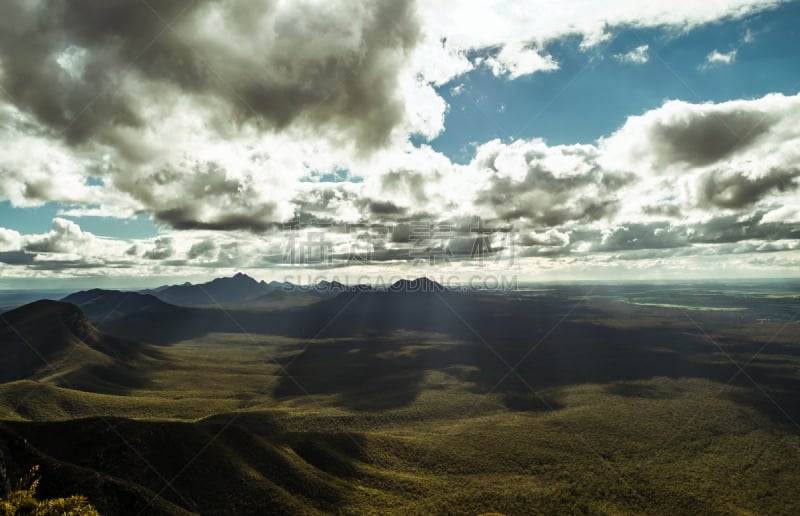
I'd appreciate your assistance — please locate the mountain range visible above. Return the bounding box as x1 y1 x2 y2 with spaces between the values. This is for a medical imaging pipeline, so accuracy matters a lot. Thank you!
136 273 376 307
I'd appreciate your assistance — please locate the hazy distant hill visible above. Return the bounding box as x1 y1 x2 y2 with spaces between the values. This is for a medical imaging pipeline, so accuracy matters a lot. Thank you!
0 301 165 392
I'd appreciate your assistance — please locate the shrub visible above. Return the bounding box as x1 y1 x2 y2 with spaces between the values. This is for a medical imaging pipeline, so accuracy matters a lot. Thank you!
0 466 99 516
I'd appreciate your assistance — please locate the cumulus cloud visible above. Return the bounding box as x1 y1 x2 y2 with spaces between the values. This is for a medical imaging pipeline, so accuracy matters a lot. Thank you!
483 43 559 78
0 0 792 235
601 96 792 170
144 237 175 260
416 0 782 81
518 229 570 247
0 1 798 279
187 239 217 260
614 45 649 64
597 223 688 251
0 228 22 252
0 0 422 151
704 49 738 67
0 106 105 208
602 93 800 221
472 139 632 226
24 218 97 254
695 167 800 209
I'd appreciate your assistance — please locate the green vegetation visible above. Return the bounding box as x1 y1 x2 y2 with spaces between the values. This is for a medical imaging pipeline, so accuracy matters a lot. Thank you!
1 285 799 513
0 466 98 516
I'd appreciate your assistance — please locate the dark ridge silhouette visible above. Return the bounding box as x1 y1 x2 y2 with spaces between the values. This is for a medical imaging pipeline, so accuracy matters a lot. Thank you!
386 277 447 293
0 300 164 392
136 274 382 309
146 272 274 306
61 289 177 322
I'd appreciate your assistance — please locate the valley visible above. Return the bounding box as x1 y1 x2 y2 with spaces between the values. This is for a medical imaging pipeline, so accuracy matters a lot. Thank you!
0 276 799 514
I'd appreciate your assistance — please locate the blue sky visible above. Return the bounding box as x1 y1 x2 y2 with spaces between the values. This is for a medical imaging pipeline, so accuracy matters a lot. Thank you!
430 3 800 162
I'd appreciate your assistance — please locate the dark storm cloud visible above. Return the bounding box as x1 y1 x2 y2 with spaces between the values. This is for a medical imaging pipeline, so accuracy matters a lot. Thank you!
595 223 689 252
0 250 131 271
390 223 411 243
143 236 174 260
114 163 281 231
28 260 106 271
368 201 406 215
697 167 800 209
687 211 800 244
0 251 35 265
576 213 800 255
476 170 624 225
0 1 153 143
0 0 421 152
380 170 432 201
649 109 775 167
187 239 217 260
494 206 800 260
153 208 279 232
642 204 682 218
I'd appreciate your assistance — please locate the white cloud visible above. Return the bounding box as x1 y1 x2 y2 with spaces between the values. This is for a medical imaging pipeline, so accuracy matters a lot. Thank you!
0 107 101 208
0 1 797 280
0 227 21 252
484 43 559 78
0 0 788 231
704 48 738 67
601 92 800 223
417 0 782 81
25 218 99 255
614 45 649 64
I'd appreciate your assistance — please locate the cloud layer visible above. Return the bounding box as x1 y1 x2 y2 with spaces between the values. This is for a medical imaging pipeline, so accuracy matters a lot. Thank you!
0 0 797 279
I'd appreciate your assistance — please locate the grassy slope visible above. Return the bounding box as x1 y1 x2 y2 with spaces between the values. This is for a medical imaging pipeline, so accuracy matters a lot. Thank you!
1 291 799 514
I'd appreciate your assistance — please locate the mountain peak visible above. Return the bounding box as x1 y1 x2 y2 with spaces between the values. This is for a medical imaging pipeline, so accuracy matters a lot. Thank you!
2 300 95 345
387 277 446 293
153 273 270 306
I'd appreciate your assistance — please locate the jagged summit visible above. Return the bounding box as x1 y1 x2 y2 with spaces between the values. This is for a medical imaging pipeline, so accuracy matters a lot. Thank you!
152 273 270 306
213 272 259 284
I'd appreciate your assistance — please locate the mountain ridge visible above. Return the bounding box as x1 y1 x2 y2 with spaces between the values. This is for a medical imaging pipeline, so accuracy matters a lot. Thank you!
0 300 164 392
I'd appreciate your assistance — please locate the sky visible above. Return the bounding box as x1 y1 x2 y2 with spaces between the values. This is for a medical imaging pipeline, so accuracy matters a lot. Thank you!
1 0 799 288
